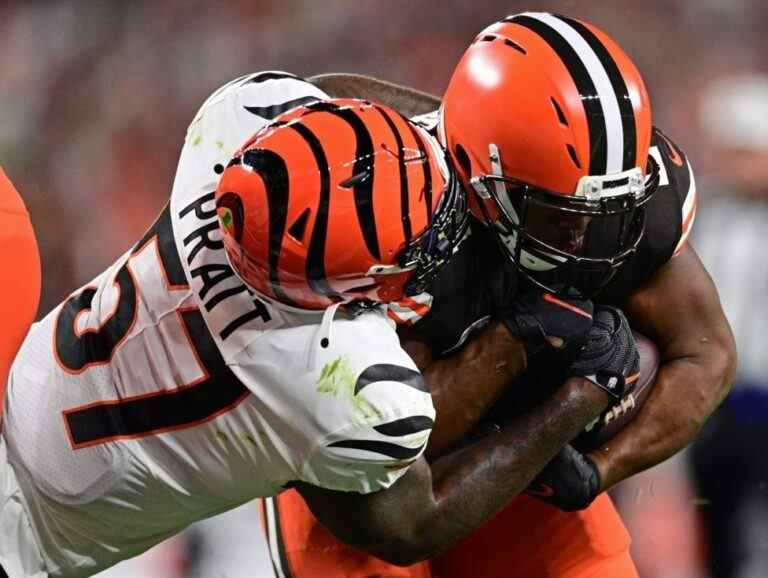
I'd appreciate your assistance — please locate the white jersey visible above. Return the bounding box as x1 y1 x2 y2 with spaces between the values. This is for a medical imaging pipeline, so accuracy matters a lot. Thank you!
1 72 435 578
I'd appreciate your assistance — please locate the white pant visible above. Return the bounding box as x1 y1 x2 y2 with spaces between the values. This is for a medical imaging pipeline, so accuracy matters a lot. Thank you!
0 433 47 578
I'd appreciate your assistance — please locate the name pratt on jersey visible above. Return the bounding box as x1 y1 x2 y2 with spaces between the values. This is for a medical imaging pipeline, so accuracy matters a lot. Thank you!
178 191 279 346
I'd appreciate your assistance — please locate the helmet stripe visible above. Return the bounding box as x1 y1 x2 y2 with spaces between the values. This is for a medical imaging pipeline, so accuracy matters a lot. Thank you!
510 14 608 175
555 14 637 171
527 12 625 174
288 122 345 301
375 105 413 247
405 122 434 223
323 107 382 260
241 149 297 307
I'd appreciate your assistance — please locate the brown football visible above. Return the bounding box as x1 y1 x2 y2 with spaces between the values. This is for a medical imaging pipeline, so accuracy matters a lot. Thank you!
572 331 660 452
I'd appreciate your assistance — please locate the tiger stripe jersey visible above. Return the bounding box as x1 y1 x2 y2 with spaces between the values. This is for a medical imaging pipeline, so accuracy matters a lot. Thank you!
1 72 434 578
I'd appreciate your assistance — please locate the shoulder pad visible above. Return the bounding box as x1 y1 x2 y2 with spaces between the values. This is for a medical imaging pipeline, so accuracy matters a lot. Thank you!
648 127 698 256
597 128 697 304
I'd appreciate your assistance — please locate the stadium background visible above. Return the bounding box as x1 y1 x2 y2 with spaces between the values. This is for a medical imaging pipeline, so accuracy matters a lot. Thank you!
2 1 766 577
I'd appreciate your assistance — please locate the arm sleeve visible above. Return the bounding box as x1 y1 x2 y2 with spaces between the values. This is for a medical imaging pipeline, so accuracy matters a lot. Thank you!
234 308 435 495
303 406 434 494
300 312 436 494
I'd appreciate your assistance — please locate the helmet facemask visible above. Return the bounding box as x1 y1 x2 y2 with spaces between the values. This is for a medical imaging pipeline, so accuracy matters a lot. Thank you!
471 144 660 298
400 166 469 295
364 158 470 300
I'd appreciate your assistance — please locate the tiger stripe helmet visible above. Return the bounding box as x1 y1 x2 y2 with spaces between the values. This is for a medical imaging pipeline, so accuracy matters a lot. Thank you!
215 99 468 311
441 12 660 298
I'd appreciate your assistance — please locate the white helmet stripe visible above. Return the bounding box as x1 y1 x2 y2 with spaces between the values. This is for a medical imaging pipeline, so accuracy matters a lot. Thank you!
524 12 626 174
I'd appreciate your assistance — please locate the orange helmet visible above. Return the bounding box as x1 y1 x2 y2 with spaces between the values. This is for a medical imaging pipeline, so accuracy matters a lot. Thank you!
215 99 468 311
441 12 660 297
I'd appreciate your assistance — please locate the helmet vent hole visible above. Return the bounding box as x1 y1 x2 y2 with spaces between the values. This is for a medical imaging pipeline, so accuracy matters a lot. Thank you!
453 145 471 176
566 144 582 169
503 39 527 54
340 169 371 188
551 98 568 126
480 35 496 42
288 207 311 243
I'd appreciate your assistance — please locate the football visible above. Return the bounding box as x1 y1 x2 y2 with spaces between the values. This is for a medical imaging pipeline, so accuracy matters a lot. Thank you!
572 331 660 452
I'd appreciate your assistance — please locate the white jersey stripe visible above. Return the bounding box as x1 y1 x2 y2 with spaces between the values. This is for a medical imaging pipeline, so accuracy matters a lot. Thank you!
648 146 670 187
265 497 287 578
674 160 698 255
524 12 625 173
681 160 697 221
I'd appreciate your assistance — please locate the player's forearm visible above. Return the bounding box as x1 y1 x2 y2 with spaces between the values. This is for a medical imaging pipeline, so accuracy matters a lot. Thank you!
401 377 610 563
420 321 527 458
589 344 735 489
308 73 440 117
588 248 737 490
299 376 609 566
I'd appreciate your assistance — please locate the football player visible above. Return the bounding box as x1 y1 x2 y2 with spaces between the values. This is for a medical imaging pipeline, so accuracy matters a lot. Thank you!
268 12 737 578
0 75 636 576
0 167 40 414
0 168 40 413
0 168 41 578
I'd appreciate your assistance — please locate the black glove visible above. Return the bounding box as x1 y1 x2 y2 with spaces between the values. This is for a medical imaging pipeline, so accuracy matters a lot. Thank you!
526 444 601 511
499 290 593 357
568 305 639 400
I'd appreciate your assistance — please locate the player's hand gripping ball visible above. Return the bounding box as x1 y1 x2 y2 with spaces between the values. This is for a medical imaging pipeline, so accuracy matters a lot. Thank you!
527 327 660 511
572 330 660 452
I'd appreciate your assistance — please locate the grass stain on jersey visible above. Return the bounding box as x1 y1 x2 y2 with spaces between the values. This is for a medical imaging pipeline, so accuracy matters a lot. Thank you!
316 356 379 421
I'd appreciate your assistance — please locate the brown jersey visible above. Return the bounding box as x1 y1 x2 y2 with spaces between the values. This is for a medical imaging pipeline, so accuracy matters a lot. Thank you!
410 127 697 353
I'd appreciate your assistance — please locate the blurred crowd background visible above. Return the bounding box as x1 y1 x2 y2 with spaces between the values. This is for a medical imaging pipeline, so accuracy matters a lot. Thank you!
2 1 767 577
